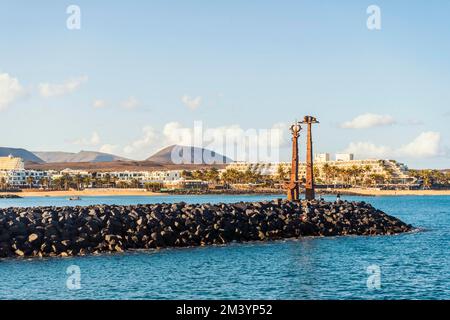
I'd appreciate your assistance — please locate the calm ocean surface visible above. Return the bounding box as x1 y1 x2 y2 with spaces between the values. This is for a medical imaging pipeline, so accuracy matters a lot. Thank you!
0 194 449 300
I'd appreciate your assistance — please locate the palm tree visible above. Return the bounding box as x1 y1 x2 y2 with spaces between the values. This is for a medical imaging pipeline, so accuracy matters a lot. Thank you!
221 168 240 184
26 176 34 189
82 176 92 189
340 168 352 186
328 165 339 186
322 163 331 185
130 178 140 188
145 182 162 192
0 177 8 190
191 170 204 181
313 165 321 183
104 173 112 187
205 168 220 183
361 165 371 186
74 174 83 190
349 165 365 187
52 177 61 190
276 164 288 183
181 170 193 179
62 174 72 190
39 177 49 189
368 173 385 187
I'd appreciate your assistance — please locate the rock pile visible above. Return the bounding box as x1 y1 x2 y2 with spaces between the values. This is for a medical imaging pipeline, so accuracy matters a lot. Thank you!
0 200 412 258
0 194 22 199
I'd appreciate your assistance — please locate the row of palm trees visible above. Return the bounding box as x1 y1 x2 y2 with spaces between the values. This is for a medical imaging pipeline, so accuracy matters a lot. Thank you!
3 166 447 192
409 169 450 188
0 173 144 191
51 174 143 190
275 163 395 187
319 163 394 187
182 168 265 185
182 164 397 188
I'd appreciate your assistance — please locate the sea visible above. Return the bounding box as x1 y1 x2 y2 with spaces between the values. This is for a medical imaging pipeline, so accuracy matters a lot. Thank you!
0 194 448 300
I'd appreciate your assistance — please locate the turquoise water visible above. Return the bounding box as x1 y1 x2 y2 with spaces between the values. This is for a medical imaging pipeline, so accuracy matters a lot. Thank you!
0 194 449 300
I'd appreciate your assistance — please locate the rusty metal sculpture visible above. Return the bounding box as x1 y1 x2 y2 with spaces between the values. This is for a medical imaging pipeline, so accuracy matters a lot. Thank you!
300 115 319 200
285 121 302 201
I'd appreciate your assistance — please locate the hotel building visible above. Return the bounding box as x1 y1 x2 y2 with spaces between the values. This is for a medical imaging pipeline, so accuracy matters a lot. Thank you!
0 156 52 187
225 153 415 185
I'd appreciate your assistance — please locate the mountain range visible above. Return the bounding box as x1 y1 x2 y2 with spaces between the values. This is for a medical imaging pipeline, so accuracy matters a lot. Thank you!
1 145 233 166
147 145 233 165
0 147 45 163
33 151 129 163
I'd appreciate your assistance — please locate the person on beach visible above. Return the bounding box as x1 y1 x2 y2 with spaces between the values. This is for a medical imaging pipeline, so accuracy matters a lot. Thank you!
336 192 341 203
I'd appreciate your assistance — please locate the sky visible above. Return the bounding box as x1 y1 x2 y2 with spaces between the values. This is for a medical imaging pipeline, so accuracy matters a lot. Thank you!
0 0 449 168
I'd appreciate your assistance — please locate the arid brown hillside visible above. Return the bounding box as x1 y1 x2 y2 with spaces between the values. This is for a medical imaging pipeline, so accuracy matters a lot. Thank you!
25 160 226 172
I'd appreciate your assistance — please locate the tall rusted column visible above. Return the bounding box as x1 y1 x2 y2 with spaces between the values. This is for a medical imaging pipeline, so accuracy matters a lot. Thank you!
301 116 319 200
286 122 302 201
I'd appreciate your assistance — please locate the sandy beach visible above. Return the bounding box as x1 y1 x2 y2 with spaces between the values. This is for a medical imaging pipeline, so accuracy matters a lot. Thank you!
3 188 450 198
11 188 166 198
333 188 450 196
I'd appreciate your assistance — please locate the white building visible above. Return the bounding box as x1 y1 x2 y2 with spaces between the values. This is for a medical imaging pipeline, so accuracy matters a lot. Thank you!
335 153 354 162
0 156 53 187
314 153 330 163
0 155 25 171
96 171 144 182
225 157 414 185
51 168 91 180
144 170 183 183
0 170 52 187
95 170 184 185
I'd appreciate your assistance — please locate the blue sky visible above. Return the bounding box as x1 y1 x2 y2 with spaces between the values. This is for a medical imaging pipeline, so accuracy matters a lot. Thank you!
0 0 449 168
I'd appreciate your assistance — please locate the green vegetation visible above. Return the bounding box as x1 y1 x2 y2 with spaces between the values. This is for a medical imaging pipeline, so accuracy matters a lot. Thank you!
144 182 164 192
409 170 450 188
319 164 398 187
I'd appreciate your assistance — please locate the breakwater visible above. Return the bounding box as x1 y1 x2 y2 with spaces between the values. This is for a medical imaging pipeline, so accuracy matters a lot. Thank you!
0 200 412 258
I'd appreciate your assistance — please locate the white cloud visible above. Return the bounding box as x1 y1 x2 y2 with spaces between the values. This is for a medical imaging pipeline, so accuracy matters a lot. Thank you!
341 113 396 129
121 96 140 109
405 119 424 126
99 144 118 154
92 99 106 108
342 131 445 159
73 131 101 146
39 75 88 98
162 122 195 146
397 132 443 158
123 126 157 155
181 95 202 110
343 142 391 158
122 121 287 161
0 73 25 111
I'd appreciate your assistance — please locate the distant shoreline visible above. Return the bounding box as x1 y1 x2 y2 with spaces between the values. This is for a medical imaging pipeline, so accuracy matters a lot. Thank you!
331 188 450 196
7 189 166 198
2 188 450 198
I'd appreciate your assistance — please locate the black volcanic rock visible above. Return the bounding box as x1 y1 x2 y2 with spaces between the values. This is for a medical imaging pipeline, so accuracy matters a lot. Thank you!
0 194 22 199
0 200 413 259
